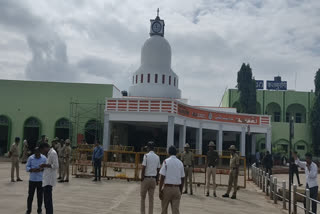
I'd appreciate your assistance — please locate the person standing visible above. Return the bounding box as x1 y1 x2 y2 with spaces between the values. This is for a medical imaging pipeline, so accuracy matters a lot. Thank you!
206 141 219 197
263 151 273 175
21 140 29 164
9 137 23 182
25 147 47 214
140 141 160 214
57 140 65 180
60 139 71 183
290 151 302 186
181 143 194 195
159 146 185 214
92 140 103 181
293 152 318 214
222 145 240 199
39 143 59 214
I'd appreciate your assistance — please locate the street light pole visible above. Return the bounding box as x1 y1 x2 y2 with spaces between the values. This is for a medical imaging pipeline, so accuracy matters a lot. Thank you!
288 116 294 214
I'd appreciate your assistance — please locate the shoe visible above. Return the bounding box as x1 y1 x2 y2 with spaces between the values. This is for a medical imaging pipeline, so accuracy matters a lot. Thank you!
214 192 217 197
17 178 23 182
299 184 303 187
11 179 15 182
222 194 229 198
58 180 64 183
64 180 69 182
206 192 209 197
183 191 188 194
92 179 97 182
190 192 193 195
57 177 61 180
231 195 236 199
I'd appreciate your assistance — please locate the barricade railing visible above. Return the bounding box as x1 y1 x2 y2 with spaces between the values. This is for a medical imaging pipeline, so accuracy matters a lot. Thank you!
251 166 320 214
71 149 246 189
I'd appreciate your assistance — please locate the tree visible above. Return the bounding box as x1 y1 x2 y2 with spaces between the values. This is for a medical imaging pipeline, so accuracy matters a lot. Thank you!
311 68 320 154
237 63 257 114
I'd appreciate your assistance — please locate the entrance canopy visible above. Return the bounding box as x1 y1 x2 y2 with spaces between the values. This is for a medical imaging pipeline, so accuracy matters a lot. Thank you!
103 97 272 156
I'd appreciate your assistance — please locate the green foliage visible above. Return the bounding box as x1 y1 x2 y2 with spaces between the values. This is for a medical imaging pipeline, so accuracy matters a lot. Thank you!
311 68 320 154
237 63 257 114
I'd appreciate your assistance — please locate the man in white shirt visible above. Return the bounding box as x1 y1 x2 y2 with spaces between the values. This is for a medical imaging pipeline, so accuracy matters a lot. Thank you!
159 146 185 214
293 152 318 214
140 141 160 214
39 143 59 214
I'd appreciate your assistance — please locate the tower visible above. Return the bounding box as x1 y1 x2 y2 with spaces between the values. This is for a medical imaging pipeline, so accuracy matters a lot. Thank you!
129 10 181 99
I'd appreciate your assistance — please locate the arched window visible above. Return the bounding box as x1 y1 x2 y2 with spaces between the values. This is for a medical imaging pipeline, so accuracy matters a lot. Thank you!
24 117 41 151
169 76 171 85
0 115 10 155
266 102 281 122
55 118 71 141
147 74 150 83
162 75 165 84
286 104 306 123
155 74 158 83
141 74 144 83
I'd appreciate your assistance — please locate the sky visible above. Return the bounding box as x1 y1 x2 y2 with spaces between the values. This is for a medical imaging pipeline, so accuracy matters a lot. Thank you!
0 0 319 106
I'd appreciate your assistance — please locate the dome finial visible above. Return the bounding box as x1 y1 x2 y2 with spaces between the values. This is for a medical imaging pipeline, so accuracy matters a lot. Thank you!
157 8 159 17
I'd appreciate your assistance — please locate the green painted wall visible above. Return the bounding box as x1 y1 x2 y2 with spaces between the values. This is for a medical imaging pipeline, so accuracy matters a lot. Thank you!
222 88 314 157
0 80 115 152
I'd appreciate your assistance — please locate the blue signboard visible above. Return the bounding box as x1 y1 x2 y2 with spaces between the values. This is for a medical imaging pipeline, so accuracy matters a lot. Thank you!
266 80 287 90
256 80 264 89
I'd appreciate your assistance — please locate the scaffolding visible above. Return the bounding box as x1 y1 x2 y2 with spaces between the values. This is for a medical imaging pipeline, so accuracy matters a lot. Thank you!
69 99 105 147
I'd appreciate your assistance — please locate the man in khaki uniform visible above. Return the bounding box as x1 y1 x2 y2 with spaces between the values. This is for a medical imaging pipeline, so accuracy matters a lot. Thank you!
140 141 160 214
9 137 23 182
60 139 71 182
57 140 65 180
181 143 194 195
206 141 219 197
223 145 240 199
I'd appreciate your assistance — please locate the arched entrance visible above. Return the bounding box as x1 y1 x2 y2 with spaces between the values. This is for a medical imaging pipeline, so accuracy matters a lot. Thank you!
55 118 71 141
24 117 41 152
0 115 10 155
84 120 101 144
266 102 281 122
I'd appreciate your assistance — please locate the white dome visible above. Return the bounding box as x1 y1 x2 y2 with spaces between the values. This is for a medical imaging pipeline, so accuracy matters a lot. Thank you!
141 35 171 73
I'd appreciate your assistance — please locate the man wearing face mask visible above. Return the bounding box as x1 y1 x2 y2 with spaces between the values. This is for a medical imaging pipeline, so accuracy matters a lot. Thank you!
293 152 318 214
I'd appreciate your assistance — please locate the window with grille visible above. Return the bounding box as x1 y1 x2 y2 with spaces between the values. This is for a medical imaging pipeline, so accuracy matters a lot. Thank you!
162 75 165 84
295 113 302 123
155 74 158 83
147 74 150 83
274 112 281 122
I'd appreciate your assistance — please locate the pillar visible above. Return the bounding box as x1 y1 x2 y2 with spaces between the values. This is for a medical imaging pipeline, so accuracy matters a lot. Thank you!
179 121 186 152
217 124 223 155
266 128 272 153
167 116 175 151
240 126 246 157
102 114 110 151
251 134 256 154
195 123 203 155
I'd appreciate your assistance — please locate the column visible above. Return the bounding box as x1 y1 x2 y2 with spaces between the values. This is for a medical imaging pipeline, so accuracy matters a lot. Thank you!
167 116 175 151
266 128 272 153
251 134 256 154
179 121 186 153
240 126 246 157
217 125 223 155
195 123 203 155
102 114 110 151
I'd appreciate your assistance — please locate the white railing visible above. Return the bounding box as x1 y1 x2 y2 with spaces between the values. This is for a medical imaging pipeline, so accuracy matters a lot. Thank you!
252 166 319 214
106 99 178 114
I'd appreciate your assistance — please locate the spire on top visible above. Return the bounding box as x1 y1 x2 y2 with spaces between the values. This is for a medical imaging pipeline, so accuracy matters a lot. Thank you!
157 8 159 17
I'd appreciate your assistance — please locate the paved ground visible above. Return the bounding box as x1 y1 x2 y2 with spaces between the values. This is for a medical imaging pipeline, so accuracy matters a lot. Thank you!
0 162 288 214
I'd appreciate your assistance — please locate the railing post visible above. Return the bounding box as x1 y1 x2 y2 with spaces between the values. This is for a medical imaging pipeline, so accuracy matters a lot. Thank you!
274 177 278 204
266 173 269 196
306 188 310 213
263 171 266 192
282 180 286 209
270 175 273 200
253 167 256 184
293 184 297 214
259 169 263 189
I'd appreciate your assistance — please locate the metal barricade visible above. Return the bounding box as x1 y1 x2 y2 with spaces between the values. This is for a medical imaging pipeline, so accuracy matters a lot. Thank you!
72 148 94 177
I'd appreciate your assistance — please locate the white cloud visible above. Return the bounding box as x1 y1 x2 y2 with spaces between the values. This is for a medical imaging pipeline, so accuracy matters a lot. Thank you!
0 0 319 105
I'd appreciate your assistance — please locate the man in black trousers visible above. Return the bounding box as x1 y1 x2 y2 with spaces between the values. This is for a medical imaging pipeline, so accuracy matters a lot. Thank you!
92 140 104 181
290 151 303 187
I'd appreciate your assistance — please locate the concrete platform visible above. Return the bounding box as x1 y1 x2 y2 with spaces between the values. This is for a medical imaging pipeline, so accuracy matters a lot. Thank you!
0 162 284 214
